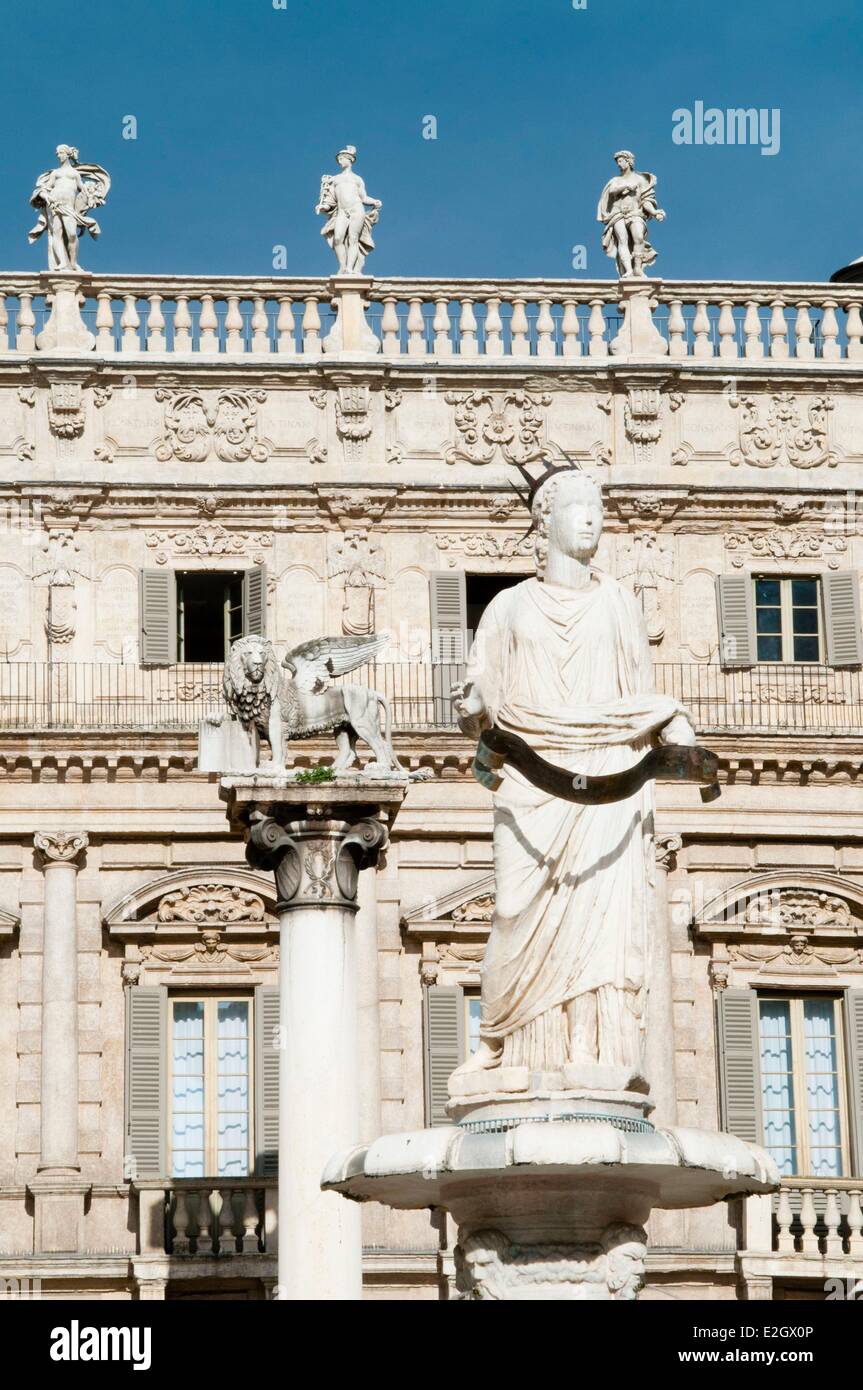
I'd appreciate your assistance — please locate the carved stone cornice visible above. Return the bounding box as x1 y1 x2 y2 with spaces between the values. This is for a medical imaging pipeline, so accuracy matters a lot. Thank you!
34 830 88 868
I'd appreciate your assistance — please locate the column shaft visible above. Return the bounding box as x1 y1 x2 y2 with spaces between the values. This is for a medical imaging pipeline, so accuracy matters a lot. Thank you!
40 858 81 1172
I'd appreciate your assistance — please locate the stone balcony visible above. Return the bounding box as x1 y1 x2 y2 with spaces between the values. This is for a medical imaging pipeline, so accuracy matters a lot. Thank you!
0 661 860 738
740 1180 863 1298
3 272 863 363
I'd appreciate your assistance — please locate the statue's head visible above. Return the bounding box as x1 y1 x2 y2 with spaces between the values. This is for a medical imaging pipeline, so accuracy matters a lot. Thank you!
232 635 268 685
56 144 79 164
336 145 357 168
532 471 603 576
614 149 635 173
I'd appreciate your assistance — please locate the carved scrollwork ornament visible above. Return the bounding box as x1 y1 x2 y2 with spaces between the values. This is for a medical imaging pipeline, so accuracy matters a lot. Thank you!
34 829 89 867
246 815 388 911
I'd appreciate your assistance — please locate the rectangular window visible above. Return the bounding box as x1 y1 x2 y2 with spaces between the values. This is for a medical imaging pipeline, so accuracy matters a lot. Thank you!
754 575 822 664
465 574 524 649
176 571 243 662
758 995 848 1177
464 990 482 1057
170 996 252 1178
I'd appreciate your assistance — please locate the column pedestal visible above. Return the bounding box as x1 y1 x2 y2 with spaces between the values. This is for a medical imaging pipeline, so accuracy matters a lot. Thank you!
611 277 668 358
323 276 381 355
220 774 406 1301
36 274 95 354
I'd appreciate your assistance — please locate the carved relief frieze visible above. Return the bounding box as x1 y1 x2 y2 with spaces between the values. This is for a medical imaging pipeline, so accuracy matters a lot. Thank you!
444 389 555 467
617 531 674 642
730 393 837 470
335 384 372 463
156 882 267 925
47 381 86 440
452 895 495 923
724 528 846 569
154 388 271 463
144 524 273 566
436 531 534 565
328 529 386 635
32 529 86 645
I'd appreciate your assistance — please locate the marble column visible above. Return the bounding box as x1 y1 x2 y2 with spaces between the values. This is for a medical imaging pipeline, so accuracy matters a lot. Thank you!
29 830 90 1255
34 830 88 1173
235 786 401 1301
355 868 382 1143
648 833 681 1129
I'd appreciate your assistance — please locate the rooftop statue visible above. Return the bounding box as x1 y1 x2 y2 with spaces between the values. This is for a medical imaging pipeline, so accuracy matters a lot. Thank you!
28 145 110 272
316 145 382 276
451 470 706 1097
597 149 664 278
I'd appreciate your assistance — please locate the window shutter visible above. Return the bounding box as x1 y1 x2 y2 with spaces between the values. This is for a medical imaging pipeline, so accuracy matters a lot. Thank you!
429 571 466 663
716 987 763 1145
254 984 280 1176
423 984 464 1127
243 565 267 638
844 989 863 1176
125 985 167 1180
139 569 176 665
715 574 756 669
823 571 863 667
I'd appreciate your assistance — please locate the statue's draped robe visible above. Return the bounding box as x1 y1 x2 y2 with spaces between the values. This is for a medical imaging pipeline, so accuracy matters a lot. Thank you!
465 574 684 1071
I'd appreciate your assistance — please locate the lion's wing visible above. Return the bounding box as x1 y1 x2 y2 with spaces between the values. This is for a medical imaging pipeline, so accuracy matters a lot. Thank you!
284 633 388 692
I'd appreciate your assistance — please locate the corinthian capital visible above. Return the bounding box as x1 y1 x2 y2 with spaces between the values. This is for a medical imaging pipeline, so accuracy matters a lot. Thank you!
654 833 682 872
34 830 88 867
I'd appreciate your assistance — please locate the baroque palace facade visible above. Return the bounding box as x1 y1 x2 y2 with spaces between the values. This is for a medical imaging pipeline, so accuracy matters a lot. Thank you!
0 257 862 1300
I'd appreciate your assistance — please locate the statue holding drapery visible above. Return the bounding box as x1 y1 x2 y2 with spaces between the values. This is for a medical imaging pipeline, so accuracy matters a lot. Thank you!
28 145 110 272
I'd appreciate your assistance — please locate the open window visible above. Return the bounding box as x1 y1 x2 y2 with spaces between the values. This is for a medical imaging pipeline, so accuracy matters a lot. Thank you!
139 565 266 664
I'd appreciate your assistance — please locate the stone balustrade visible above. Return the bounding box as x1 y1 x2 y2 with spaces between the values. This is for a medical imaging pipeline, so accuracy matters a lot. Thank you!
773 1180 863 1257
2 273 863 360
135 1178 274 1257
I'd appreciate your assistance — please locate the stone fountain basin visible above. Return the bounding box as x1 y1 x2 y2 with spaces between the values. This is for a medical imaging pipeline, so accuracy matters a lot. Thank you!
323 1121 779 1212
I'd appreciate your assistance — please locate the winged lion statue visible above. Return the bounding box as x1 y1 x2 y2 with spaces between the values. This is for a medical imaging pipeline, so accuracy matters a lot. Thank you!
223 632 407 774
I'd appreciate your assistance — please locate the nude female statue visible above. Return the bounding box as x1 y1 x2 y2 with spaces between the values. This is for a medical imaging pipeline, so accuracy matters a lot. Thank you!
597 150 665 278
28 145 110 272
316 146 382 275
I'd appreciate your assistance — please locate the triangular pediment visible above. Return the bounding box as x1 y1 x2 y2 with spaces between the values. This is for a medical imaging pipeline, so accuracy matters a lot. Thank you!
402 872 495 938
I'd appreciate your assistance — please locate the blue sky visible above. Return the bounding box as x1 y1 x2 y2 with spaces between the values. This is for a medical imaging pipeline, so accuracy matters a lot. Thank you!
2 0 860 281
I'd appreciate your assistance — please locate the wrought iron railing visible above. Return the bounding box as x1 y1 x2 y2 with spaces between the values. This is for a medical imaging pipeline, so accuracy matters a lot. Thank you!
0 661 860 735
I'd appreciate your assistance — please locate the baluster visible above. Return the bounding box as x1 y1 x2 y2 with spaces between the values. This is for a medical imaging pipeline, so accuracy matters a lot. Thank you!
769 298 789 359
172 1189 191 1255
821 299 840 360
775 1187 794 1252
17 292 36 353
693 299 712 358
241 1189 260 1254
407 297 425 357
510 298 529 355
199 294 219 354
251 296 270 353
0 292 9 353
588 299 606 357
536 297 555 357
174 296 192 352
799 1187 819 1254
459 299 477 355
667 298 687 358
432 296 452 356
276 296 295 355
218 1187 235 1255
381 295 400 356
485 297 503 356
794 302 814 361
95 291 115 352
846 1189 863 1255
718 300 738 359
146 294 166 352
196 1187 216 1255
121 294 140 353
561 297 580 357
846 301 863 360
743 300 763 359
302 296 321 354
824 1187 843 1256
225 295 244 353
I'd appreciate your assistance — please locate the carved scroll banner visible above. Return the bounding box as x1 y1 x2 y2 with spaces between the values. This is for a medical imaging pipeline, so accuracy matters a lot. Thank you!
472 725 721 804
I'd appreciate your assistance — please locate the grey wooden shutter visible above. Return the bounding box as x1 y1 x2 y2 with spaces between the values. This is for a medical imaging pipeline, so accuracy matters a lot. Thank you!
823 571 863 667
716 987 763 1144
430 571 466 724
139 569 176 665
243 565 267 638
715 574 756 669
844 989 863 1176
424 984 464 1127
254 984 280 1176
125 985 167 1180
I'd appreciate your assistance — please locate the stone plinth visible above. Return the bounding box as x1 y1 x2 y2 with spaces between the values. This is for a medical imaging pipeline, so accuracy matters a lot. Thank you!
36 273 95 354
323 276 381 355
611 277 668 358
324 1120 778 1301
220 773 407 1301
